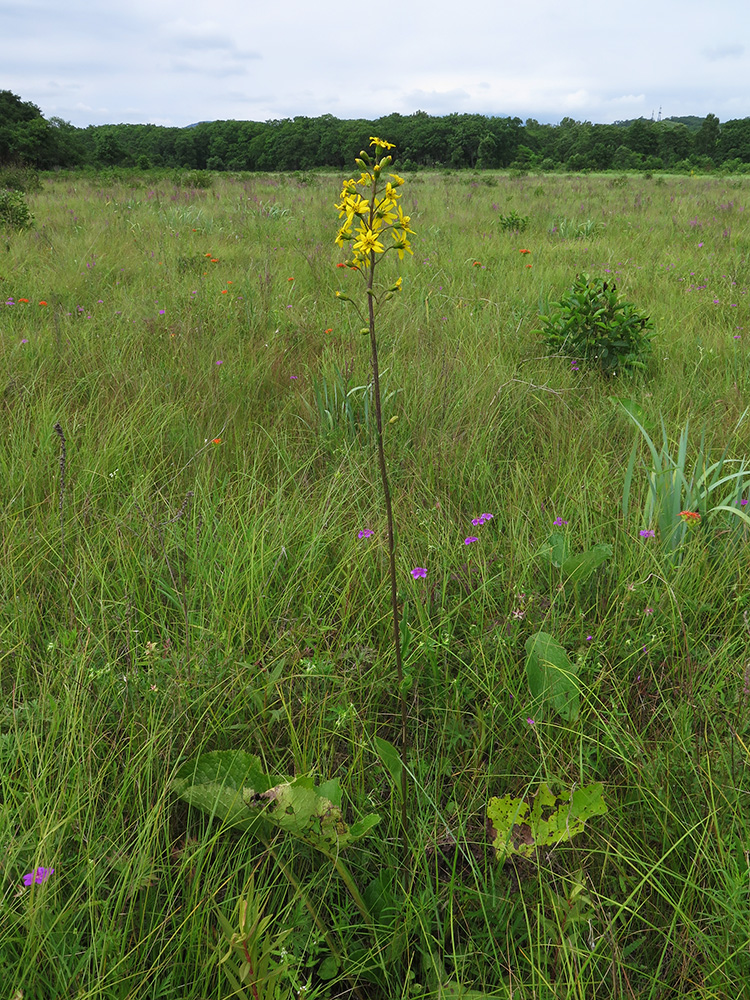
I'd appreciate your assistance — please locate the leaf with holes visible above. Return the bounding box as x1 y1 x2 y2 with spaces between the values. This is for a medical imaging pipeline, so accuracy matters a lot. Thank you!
487 781 607 862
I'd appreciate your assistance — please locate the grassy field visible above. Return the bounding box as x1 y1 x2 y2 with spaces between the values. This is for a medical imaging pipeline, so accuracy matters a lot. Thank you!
2 165 750 999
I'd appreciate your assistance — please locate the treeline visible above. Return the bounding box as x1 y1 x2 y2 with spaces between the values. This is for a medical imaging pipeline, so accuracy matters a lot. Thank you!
4 89 750 173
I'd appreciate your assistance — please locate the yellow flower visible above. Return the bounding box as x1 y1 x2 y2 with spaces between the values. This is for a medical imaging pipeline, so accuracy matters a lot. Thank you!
373 200 397 226
353 228 386 256
395 205 416 235
370 137 395 150
335 223 353 248
383 181 401 203
392 231 413 260
389 173 405 186
335 193 369 222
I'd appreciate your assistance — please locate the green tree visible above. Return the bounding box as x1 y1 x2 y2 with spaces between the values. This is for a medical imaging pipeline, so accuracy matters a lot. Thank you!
695 112 720 159
717 118 750 163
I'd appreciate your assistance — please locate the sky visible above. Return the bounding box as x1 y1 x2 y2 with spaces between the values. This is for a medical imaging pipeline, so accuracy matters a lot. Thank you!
3 0 749 129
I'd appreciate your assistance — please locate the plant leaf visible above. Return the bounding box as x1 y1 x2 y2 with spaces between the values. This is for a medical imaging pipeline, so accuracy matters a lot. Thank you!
561 542 612 586
171 750 272 835
525 631 580 720
487 780 607 862
536 531 570 569
243 776 379 854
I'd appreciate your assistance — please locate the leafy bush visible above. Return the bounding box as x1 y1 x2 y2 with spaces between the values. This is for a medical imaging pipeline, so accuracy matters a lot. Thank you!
535 274 654 374
549 217 602 238
0 188 34 230
0 163 40 192
498 209 529 233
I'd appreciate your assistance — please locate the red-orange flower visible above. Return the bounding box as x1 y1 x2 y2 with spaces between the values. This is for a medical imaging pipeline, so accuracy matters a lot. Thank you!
679 511 701 522
212 438 222 444
18 298 29 303
519 249 531 254
38 300 48 306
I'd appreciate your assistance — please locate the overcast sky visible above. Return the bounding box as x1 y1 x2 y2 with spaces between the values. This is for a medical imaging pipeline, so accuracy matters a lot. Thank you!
3 0 749 128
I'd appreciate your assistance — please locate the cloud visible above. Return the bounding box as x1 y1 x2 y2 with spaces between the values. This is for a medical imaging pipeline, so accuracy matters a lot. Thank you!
608 94 647 107
401 88 474 113
703 44 744 61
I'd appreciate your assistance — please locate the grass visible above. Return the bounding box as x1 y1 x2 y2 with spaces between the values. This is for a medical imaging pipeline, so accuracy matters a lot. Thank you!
1 165 750 998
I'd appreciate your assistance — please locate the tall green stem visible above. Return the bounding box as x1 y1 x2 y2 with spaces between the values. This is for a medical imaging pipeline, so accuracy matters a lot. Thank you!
366 249 410 859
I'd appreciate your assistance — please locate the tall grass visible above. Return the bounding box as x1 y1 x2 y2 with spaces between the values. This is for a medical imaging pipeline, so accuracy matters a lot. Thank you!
1 167 750 998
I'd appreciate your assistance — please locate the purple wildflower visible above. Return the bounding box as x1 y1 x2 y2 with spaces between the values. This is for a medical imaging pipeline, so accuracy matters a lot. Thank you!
23 867 54 886
553 517 569 527
639 529 655 538
411 566 427 579
526 717 535 726
464 536 478 545
358 528 374 539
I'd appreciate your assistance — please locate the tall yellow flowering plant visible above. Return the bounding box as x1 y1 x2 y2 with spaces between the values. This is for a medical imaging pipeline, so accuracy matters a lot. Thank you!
335 138 415 850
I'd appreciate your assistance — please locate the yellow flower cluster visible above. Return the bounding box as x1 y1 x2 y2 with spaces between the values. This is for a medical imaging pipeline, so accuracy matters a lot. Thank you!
334 137 415 272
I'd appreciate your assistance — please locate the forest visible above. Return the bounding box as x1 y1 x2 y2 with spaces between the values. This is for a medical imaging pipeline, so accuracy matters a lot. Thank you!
3 87 750 174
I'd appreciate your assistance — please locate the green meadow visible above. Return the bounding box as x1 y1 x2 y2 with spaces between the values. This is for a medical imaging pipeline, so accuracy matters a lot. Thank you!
2 165 750 999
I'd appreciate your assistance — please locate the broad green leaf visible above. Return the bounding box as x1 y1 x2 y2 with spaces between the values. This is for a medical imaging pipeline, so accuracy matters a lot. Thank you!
172 752 380 854
373 736 403 795
525 631 580 720
487 781 607 862
561 542 612 586
610 395 651 431
537 531 570 569
243 776 380 854
171 750 271 835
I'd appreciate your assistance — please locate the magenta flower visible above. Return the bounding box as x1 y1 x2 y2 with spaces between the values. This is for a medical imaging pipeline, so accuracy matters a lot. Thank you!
464 536 478 545
23 867 54 886
358 528 374 539
215 360 223 366
553 517 569 527
471 512 493 526
411 566 427 579
526 717 535 726
639 529 655 538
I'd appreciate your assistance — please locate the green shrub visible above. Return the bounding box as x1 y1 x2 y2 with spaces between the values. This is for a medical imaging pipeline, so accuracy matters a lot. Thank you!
0 163 40 192
535 273 654 374
0 188 34 230
550 217 602 239
498 209 529 233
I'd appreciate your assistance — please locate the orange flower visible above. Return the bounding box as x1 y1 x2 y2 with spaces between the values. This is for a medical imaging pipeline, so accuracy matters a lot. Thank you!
288 277 294 281
221 289 228 294
472 261 482 267
325 328 333 334
18 298 29 303
519 249 531 254
38 300 48 306
525 264 532 268
212 438 222 444
210 258 219 263
336 263 348 268
679 511 701 522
